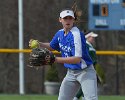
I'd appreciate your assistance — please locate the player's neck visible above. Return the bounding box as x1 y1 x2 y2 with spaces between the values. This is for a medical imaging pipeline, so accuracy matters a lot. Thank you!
64 28 71 35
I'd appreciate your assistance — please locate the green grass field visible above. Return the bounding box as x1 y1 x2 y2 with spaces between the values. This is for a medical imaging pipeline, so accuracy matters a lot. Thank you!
0 95 125 100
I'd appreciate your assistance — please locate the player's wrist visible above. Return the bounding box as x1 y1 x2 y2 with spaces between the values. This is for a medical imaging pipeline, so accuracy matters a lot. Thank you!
54 57 58 63
39 42 43 47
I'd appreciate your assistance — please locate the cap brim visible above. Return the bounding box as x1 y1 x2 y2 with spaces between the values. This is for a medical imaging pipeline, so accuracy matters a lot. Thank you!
91 34 98 37
85 32 98 38
61 15 75 18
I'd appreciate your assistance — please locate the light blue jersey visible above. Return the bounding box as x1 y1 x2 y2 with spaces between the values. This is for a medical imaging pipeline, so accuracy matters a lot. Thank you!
50 26 93 69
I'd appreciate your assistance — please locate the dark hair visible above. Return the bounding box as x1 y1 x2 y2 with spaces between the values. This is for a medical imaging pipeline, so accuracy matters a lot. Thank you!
71 0 82 22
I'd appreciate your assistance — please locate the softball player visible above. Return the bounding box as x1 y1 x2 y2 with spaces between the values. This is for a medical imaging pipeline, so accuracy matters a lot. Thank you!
30 9 98 100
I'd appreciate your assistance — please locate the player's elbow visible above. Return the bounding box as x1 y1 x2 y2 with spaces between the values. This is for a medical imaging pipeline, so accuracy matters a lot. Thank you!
74 57 81 63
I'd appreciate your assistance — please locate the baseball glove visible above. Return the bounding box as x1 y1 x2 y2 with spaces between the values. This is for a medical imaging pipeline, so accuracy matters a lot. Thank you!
28 48 55 68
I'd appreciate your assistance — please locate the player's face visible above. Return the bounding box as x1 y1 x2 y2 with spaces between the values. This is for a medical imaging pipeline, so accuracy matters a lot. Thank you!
59 16 75 30
88 36 95 44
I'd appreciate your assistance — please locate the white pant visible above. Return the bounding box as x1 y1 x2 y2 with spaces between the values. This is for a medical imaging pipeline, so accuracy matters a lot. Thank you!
58 65 98 100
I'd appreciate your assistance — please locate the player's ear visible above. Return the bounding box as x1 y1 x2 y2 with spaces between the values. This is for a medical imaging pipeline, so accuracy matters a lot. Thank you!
59 17 62 22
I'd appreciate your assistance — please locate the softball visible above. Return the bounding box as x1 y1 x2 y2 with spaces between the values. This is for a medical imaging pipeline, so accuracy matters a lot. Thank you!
30 40 39 48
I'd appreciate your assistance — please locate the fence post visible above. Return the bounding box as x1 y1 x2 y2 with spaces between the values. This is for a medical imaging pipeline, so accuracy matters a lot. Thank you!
116 55 119 95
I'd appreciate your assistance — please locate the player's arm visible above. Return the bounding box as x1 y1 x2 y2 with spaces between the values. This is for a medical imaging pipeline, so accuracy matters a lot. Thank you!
55 56 81 64
39 42 54 51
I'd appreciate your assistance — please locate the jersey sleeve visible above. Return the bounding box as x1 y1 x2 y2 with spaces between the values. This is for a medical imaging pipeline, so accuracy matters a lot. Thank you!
50 32 60 52
70 28 82 57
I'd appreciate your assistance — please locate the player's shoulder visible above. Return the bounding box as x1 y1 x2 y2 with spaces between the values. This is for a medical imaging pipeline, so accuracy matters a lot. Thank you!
55 29 64 34
71 26 79 32
70 26 83 36
55 29 63 35
58 29 64 32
